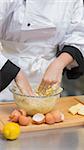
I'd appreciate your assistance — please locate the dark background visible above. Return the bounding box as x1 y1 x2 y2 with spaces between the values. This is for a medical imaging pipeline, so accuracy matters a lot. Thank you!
62 75 84 96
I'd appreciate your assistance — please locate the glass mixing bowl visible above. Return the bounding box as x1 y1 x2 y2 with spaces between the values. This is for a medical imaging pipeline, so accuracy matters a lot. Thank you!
10 86 63 116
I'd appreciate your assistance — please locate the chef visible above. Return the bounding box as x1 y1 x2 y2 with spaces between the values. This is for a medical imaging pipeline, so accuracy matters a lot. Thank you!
0 0 84 100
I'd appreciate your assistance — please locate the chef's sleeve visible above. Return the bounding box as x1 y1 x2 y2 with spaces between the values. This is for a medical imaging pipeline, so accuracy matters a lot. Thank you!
0 0 21 92
0 51 20 92
57 0 84 79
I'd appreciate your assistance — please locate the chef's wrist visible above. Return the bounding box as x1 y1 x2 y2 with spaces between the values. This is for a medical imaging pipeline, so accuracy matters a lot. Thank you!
56 52 73 69
15 69 22 82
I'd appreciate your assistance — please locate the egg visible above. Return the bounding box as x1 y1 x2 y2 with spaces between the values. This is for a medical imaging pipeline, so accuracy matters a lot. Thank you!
19 109 27 116
45 113 55 124
45 111 64 124
9 115 19 123
19 115 30 126
9 109 21 122
51 110 64 122
32 113 45 124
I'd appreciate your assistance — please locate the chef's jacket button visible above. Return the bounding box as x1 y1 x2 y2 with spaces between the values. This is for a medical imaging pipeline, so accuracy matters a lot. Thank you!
27 23 31 26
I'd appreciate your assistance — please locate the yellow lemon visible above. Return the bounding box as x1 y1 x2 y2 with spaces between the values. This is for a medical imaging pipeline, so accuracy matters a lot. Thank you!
3 122 20 140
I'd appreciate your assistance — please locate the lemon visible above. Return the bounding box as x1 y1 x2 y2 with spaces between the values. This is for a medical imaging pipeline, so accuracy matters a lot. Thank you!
3 122 20 140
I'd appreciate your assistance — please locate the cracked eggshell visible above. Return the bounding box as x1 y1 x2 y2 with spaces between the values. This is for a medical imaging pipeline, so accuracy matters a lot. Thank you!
32 113 45 124
51 110 64 122
9 109 21 123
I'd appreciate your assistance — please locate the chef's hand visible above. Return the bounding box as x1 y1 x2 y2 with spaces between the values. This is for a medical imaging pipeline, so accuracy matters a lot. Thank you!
39 53 73 91
15 70 34 96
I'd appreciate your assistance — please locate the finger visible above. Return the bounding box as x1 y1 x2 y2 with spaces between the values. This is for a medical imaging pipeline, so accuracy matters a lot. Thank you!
20 86 34 96
40 79 53 95
38 79 50 95
52 81 61 92
15 81 23 94
22 82 34 96
40 82 49 95
38 79 45 92
15 80 34 96
26 85 35 96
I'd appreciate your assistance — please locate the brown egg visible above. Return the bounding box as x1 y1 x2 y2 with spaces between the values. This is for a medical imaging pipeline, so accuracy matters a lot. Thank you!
9 109 21 122
45 113 55 124
51 110 64 123
19 109 27 116
9 115 19 122
19 115 30 126
11 109 21 116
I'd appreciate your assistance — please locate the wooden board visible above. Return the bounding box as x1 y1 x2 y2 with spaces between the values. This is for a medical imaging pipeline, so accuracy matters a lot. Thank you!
74 96 84 104
0 96 84 133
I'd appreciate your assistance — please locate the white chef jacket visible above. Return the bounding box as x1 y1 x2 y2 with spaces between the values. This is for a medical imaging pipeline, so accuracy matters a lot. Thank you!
0 0 84 100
